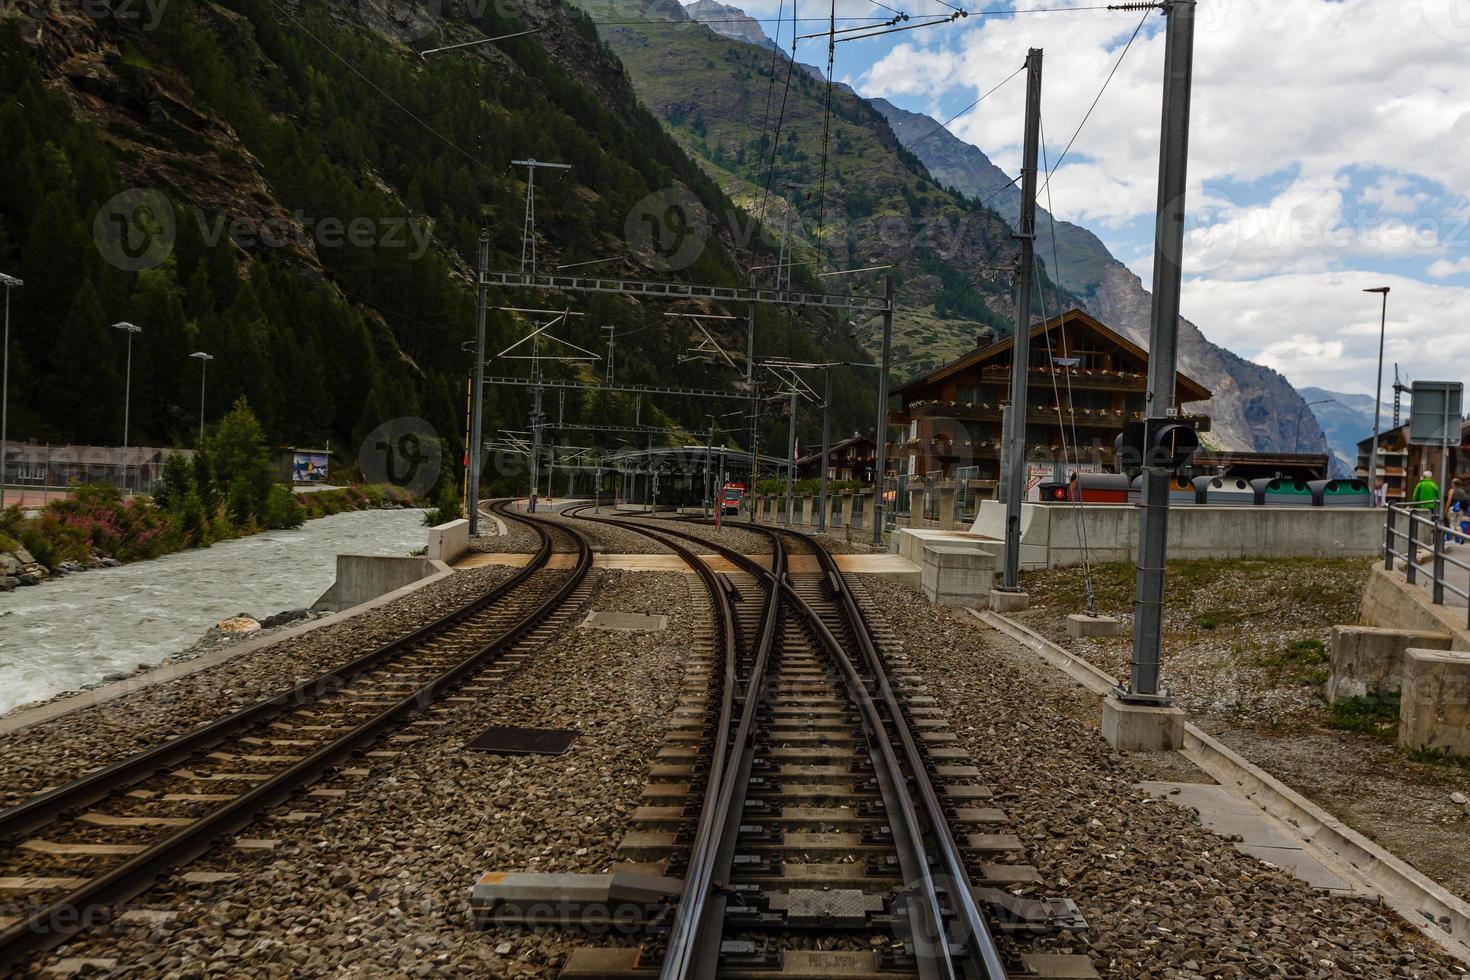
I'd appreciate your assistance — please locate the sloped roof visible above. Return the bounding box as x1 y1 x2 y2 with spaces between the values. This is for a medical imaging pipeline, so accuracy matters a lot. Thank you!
894 307 1212 404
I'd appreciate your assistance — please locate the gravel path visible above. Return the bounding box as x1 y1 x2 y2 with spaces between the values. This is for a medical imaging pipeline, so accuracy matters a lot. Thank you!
0 564 521 807
24 568 699 977
854 575 1468 977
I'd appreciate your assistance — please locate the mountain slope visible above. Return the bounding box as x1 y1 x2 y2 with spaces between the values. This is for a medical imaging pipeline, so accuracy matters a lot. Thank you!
598 0 1081 383
0 0 874 476
869 97 1326 456
1301 387 1387 478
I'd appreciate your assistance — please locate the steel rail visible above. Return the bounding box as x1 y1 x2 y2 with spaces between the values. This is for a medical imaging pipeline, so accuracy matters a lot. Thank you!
771 522 1007 980
647 515 1003 978
563 509 784 979
0 500 552 845
0 504 592 975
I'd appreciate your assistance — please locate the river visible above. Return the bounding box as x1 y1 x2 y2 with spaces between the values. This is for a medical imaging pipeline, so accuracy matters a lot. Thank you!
0 508 428 717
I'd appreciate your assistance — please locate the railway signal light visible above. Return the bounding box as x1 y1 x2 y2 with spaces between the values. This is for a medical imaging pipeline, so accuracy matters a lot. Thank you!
1116 418 1199 473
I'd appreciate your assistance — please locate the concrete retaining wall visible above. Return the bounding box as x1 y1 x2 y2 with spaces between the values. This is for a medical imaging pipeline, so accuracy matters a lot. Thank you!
969 500 1383 568
1359 566 1470 650
1326 625 1452 702
314 555 448 612
427 519 470 563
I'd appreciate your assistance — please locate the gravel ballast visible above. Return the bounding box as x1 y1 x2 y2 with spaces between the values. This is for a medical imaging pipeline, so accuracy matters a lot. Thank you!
0 563 521 807
22 568 700 977
853 575 1467 977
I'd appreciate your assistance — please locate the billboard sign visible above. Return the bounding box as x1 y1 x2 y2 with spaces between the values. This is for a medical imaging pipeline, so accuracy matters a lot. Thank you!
1409 381 1463 446
292 451 329 484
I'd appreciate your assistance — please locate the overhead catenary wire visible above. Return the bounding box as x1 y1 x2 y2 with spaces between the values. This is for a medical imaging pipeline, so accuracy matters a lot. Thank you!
1038 117 1098 616
909 60 1026 148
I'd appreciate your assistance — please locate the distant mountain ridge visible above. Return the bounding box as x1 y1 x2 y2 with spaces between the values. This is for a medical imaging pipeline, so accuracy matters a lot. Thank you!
682 1 1328 456
1301 387 1390 478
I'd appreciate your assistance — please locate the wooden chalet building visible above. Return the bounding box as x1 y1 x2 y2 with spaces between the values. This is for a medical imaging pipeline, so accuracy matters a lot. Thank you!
889 308 1212 491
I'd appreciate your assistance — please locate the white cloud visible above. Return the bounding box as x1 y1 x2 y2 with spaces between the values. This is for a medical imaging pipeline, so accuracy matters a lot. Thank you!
1181 272 1470 396
1428 256 1470 278
1361 176 1430 215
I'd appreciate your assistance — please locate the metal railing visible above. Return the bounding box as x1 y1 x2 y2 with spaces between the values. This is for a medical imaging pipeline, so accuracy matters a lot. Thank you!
1385 502 1470 626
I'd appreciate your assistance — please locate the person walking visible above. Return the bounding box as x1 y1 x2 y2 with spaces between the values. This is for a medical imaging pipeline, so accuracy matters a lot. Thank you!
1411 469 1441 562
1450 477 1470 545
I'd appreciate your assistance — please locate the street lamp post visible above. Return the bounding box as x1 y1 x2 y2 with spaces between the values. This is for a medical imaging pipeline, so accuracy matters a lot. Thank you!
113 322 142 492
1365 287 1390 502
189 351 214 447
0 273 21 512
1294 397 1334 454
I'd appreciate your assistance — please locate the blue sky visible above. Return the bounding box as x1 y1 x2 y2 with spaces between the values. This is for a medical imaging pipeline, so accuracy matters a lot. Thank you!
700 0 1470 397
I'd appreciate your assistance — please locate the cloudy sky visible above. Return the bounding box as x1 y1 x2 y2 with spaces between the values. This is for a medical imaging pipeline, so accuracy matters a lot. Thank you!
713 0 1470 398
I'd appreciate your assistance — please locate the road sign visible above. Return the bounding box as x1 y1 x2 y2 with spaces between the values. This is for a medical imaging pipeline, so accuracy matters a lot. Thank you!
1408 381 1463 446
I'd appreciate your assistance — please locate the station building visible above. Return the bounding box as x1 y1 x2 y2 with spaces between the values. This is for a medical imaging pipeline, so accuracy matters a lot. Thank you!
888 308 1212 494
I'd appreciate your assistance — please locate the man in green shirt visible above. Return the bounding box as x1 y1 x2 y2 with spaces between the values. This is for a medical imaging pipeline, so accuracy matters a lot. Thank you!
1412 470 1441 511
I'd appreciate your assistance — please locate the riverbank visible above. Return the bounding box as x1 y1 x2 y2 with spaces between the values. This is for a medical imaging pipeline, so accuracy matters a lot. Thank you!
0 482 420 591
0 507 429 716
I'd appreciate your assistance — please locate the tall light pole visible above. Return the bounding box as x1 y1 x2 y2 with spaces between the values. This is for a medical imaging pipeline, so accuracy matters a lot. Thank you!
1364 286 1390 501
0 273 21 512
1294 397 1334 454
189 351 214 447
113 322 142 493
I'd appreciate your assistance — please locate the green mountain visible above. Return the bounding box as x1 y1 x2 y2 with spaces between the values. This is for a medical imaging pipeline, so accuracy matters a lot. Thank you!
597 0 1078 382
0 0 873 489
668 4 1328 455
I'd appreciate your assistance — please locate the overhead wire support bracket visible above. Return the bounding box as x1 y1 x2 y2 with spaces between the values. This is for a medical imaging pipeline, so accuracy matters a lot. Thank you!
480 271 893 313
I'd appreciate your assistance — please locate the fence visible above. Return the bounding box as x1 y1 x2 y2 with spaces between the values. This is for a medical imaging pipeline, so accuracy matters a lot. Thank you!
1385 502 1470 627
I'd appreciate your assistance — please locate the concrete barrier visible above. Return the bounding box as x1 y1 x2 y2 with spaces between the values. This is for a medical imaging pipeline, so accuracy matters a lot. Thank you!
1326 625 1452 702
314 555 449 612
968 499 1385 568
920 543 994 607
1399 648 1470 758
1359 566 1470 649
427 519 470 563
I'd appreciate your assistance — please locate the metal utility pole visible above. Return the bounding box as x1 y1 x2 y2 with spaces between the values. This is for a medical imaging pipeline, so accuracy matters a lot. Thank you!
1365 286 1390 499
871 275 894 547
112 321 142 493
529 376 544 512
1128 0 1195 700
601 325 616 385
0 273 21 512
189 351 213 447
817 365 833 531
1001 47 1044 590
468 227 490 533
747 300 759 523
513 159 570 276
784 387 798 526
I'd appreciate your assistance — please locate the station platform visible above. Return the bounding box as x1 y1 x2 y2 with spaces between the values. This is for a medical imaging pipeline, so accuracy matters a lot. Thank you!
454 551 919 582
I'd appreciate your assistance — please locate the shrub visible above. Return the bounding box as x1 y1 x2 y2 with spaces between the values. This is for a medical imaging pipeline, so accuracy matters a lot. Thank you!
262 485 305 529
1326 694 1399 737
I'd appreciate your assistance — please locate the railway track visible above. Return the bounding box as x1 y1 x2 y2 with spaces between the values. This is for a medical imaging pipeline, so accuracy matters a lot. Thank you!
0 500 592 975
478 509 1087 979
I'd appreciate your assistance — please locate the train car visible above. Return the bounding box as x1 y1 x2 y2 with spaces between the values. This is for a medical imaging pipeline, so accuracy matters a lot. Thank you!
1252 477 1315 506
1193 475 1256 505
1127 474 1200 505
719 482 747 516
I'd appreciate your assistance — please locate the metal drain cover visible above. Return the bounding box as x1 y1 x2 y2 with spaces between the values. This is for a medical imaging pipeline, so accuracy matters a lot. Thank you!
466 726 580 756
768 888 883 927
581 611 668 631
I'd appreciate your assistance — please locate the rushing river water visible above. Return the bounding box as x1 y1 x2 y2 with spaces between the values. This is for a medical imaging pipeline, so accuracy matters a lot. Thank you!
0 508 428 717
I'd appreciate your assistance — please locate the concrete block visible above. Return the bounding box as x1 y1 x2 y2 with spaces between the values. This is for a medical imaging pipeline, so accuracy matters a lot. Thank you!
1066 613 1121 639
988 590 1031 613
1399 648 1470 758
1326 625 1452 702
920 544 994 607
314 555 442 612
1101 694 1186 752
427 518 470 562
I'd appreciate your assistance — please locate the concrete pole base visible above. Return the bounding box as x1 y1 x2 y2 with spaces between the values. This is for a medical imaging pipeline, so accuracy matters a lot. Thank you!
1102 694 1186 752
988 590 1031 613
1067 613 1121 639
